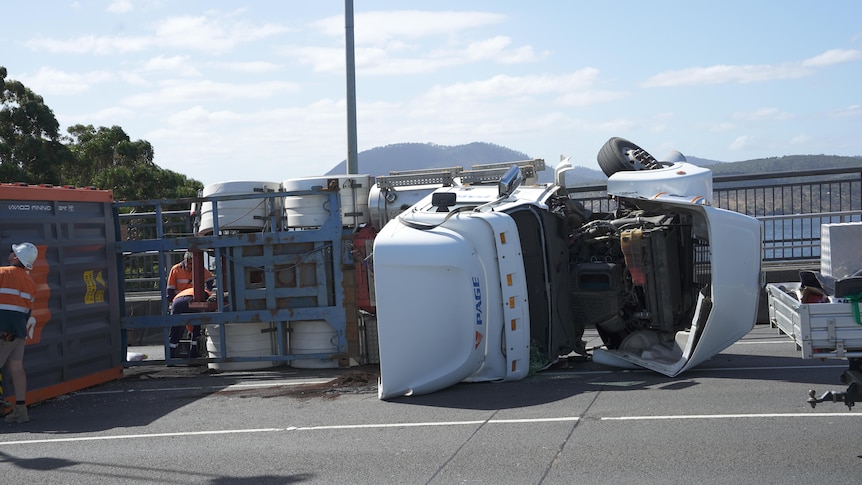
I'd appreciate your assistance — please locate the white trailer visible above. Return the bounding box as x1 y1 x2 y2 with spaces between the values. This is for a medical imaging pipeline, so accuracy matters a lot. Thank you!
766 221 862 409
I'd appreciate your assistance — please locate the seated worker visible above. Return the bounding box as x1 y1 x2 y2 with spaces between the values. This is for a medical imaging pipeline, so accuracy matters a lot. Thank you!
168 287 211 359
166 251 214 359
166 251 214 302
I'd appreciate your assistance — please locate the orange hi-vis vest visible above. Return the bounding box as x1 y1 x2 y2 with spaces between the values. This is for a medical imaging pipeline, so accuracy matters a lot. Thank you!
174 287 211 300
0 265 36 315
167 261 214 293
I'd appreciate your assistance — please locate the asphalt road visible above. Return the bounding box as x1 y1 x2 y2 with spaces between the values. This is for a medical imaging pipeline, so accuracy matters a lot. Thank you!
1 324 860 484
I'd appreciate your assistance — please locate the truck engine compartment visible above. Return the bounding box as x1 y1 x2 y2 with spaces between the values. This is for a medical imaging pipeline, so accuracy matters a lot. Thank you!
570 201 710 353
510 194 714 367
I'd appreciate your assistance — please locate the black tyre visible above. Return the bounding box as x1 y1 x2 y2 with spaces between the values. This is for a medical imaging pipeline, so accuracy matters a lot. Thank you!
597 137 660 177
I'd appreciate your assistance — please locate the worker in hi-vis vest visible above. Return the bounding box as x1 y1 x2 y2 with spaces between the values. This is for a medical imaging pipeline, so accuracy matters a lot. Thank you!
0 242 38 423
166 251 214 359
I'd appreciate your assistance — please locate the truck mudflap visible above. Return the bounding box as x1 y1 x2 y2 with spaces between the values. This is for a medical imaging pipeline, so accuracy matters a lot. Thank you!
374 210 530 399
592 203 762 376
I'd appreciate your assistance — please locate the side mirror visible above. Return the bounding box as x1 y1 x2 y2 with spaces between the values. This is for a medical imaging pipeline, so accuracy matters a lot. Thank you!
498 165 522 198
431 192 457 212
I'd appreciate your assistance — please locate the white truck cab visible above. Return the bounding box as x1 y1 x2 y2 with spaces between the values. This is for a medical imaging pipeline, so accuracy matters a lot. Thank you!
373 138 763 399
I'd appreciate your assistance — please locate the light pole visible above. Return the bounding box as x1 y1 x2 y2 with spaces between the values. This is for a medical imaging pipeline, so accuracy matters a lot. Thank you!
345 0 358 174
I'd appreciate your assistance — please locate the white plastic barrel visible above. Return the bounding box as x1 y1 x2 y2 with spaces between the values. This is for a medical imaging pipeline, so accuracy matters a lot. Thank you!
198 181 282 235
281 175 370 228
290 320 339 369
205 322 278 371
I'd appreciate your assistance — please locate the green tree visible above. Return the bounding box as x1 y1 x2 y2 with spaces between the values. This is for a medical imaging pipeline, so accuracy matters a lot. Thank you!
64 124 155 178
64 124 202 202
1 66 203 201
94 163 202 202
0 66 72 184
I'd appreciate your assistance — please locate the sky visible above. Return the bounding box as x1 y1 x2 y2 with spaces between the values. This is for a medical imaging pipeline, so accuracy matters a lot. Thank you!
3 1 861 187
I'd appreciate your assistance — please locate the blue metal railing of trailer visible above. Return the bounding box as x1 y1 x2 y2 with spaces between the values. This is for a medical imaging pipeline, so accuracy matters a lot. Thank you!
114 187 350 367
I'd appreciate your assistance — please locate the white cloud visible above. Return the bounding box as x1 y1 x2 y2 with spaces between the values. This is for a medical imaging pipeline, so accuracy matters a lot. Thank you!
829 104 862 117
24 34 148 55
458 36 544 64
703 122 736 132
729 135 758 151
420 70 605 105
122 80 301 108
286 46 344 73
118 71 152 87
146 99 348 178
648 113 673 133
83 106 137 124
732 108 793 121
642 48 862 87
208 61 281 74
166 106 220 125
557 90 627 108
142 55 201 77
789 134 811 145
296 11 539 75
151 14 289 54
23 11 290 55
107 0 133 14
288 35 544 75
314 10 507 46
801 49 862 67
592 118 638 133
643 63 809 87
500 45 546 64
53 105 138 135
20 67 115 95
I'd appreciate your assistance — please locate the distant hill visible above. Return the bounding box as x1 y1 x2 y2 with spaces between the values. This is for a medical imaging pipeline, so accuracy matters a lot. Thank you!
707 155 862 176
327 142 860 185
326 142 532 177
686 156 723 166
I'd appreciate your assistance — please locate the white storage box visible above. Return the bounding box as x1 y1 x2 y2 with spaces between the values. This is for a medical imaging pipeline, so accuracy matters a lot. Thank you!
821 222 862 278
766 282 862 359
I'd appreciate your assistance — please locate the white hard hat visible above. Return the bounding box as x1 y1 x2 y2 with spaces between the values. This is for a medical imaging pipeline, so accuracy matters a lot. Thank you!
12 242 38 270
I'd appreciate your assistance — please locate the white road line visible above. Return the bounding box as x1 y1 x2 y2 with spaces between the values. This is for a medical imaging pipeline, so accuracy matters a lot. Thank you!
295 416 581 431
1 413 857 446
490 417 580 424
602 412 860 420
296 421 487 431
0 428 285 445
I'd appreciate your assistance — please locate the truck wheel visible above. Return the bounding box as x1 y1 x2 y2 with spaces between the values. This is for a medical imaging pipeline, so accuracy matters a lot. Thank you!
597 137 661 177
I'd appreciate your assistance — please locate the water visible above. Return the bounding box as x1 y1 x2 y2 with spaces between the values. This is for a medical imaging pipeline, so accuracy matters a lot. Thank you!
761 214 861 260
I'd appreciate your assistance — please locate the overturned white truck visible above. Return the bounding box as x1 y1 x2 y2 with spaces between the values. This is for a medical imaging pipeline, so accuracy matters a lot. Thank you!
372 138 763 399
